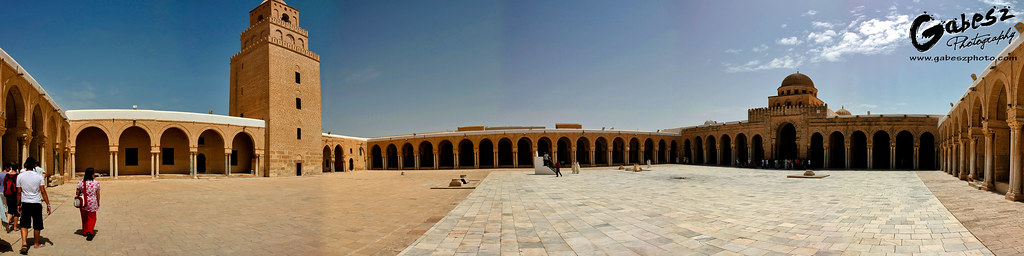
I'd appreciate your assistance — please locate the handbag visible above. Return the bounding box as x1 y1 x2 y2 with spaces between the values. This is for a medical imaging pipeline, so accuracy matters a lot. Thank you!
74 182 88 208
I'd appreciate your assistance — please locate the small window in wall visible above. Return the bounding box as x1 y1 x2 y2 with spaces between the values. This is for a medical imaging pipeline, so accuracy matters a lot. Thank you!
350 148 353 154
126 148 139 166
257 15 264 21
359 148 363 156
231 150 238 166
296 163 302 176
240 113 244 118
297 128 302 140
295 72 301 84
162 148 174 165
296 98 302 109
283 14 291 23
198 137 206 145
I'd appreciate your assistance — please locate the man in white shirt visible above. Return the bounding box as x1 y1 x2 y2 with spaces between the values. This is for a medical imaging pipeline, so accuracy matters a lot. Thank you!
16 161 50 253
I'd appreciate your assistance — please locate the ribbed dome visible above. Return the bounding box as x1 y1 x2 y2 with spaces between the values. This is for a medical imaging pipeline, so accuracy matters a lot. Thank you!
703 120 717 125
835 107 851 116
780 72 814 88
261 0 286 4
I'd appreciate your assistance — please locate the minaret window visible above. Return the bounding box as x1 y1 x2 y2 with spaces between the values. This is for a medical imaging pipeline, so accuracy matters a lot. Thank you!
296 98 302 109
257 15 264 22
295 72 301 84
282 14 291 23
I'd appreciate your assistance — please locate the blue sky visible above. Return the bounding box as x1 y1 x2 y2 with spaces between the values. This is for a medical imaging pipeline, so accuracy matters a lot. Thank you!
1 0 1020 137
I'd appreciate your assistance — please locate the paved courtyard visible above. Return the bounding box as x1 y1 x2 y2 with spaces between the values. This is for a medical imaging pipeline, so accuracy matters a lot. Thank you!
0 170 492 255
402 166 993 256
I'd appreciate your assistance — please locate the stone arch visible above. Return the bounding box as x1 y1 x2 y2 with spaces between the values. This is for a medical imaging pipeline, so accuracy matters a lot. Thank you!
516 137 532 167
776 123 798 160
371 145 383 169
706 135 718 165
230 131 255 174
575 137 590 165
197 129 225 174
919 132 936 170
751 134 764 164
29 104 44 161
458 139 474 168
670 140 678 164
118 126 151 175
643 138 655 164
895 130 914 169
402 143 415 169
419 141 434 169
594 137 608 165
75 126 109 175
693 137 704 164
735 134 748 165
612 137 626 164
334 145 344 172
386 144 398 169
829 131 845 168
479 138 494 168
683 139 692 164
159 127 190 175
851 131 868 169
873 130 891 169
719 135 731 166
497 138 514 167
658 139 667 164
3 86 26 134
323 146 332 172
556 137 571 165
537 137 553 160
808 132 823 168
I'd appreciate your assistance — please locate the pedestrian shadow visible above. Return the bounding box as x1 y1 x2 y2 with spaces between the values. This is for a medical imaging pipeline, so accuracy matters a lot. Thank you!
0 239 13 252
73 229 99 237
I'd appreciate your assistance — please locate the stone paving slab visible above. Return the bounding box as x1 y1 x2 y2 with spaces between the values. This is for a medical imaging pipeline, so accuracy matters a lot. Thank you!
0 170 492 255
917 171 1024 256
402 165 994 256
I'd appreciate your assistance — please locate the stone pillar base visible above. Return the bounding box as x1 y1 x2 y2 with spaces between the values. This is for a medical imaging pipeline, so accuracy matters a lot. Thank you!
979 184 996 191
1006 192 1024 201
959 172 968 180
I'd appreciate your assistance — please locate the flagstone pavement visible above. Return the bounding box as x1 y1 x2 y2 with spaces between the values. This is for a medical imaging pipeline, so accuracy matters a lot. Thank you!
0 169 493 256
401 166 996 256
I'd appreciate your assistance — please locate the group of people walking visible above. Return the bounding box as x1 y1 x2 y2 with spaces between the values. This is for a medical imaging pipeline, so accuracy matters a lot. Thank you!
0 158 100 254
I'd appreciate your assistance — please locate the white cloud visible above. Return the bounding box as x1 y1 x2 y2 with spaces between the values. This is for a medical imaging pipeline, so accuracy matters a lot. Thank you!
859 104 879 109
725 56 801 73
807 30 837 44
725 48 742 54
816 12 911 61
723 4 915 72
811 21 833 29
345 66 382 83
803 10 818 16
781 24 788 28
777 36 803 45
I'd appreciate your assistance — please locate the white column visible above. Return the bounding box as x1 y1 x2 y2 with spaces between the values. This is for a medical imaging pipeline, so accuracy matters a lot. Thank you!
984 131 995 190
70 152 76 179
969 138 977 180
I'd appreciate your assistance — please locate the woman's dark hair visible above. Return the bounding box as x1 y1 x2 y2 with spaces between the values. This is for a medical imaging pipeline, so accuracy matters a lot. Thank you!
84 168 95 181
2 163 9 170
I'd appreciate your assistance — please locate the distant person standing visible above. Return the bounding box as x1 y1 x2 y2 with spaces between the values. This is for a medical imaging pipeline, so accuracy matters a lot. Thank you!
17 161 51 253
78 168 101 241
3 165 19 233
553 161 562 177
0 164 8 230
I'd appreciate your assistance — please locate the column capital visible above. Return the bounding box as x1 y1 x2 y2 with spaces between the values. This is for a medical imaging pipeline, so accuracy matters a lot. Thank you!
1008 119 1024 130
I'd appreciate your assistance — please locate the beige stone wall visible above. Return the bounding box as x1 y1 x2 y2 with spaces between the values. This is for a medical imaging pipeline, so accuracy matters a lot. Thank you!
68 118 266 177
366 130 680 170
321 135 367 172
231 0 323 177
1 50 72 184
